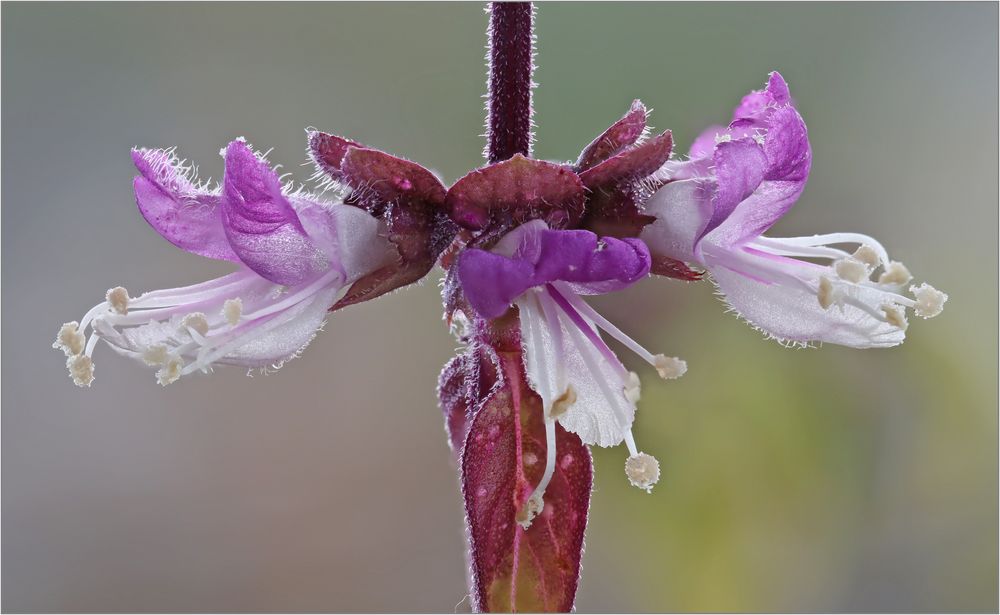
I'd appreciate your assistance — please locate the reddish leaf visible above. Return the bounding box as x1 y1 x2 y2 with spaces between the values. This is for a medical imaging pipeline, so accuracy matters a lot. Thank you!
332 206 456 311
462 351 592 613
309 131 447 212
341 147 447 211
307 131 365 183
578 130 673 190
581 184 657 239
445 154 586 230
332 254 434 310
651 253 703 281
438 345 501 459
575 99 648 172
439 355 474 458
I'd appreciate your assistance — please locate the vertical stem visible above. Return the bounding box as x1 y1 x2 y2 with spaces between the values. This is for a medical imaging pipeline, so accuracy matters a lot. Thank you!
486 2 534 163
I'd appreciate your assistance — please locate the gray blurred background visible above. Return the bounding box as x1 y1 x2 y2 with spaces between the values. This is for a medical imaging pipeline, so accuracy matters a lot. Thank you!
3 2 997 612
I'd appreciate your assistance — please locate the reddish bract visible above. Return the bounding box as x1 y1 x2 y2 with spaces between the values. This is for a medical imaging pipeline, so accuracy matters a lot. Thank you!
461 351 592 613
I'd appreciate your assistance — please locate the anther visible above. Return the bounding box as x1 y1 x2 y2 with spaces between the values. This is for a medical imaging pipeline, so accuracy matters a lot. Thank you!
834 257 870 283
879 261 912 286
910 283 947 318
881 304 908 330
625 452 660 493
142 344 169 366
817 277 836 309
223 298 243 326
156 355 184 386
54 321 86 356
653 354 687 380
624 372 641 404
106 286 130 315
180 312 210 336
852 244 881 268
67 354 94 387
515 493 544 530
551 385 576 418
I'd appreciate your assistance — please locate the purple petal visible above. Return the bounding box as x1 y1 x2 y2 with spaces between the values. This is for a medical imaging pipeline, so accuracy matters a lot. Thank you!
221 140 329 286
732 71 791 121
656 72 812 250
132 148 239 262
458 225 651 319
688 124 727 159
706 106 811 246
456 250 536 320
699 138 769 240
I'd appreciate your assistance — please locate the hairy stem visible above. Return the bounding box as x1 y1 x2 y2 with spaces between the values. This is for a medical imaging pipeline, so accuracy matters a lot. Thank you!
485 2 534 163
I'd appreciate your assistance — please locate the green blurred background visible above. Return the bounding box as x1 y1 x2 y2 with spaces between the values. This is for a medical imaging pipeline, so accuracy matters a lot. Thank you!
3 2 996 612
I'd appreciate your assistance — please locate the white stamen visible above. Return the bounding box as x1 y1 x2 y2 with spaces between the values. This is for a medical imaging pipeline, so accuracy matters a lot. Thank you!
106 286 130 315
910 283 947 318
834 257 870 283
53 321 86 356
881 304 908 330
67 354 94 387
519 418 558 530
142 344 169 366
54 268 343 389
764 232 891 265
550 385 576 418
625 452 660 493
222 298 243 326
879 261 913 286
853 244 881 268
817 276 837 309
653 355 687 380
559 287 680 377
624 371 642 404
156 355 184 386
180 312 210 336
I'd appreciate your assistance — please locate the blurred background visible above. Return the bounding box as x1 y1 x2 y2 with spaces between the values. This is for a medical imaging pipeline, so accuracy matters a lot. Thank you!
3 2 996 612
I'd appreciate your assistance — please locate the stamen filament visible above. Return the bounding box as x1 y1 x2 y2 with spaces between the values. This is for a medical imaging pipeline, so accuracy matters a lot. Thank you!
129 274 258 309
751 237 851 261
557 286 661 367
624 429 640 457
535 291 568 387
765 232 890 265
559 314 634 431
522 417 558 527
241 269 341 321
545 284 630 381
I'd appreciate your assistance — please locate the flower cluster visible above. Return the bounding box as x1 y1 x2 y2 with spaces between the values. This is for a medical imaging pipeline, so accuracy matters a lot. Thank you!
55 72 946 595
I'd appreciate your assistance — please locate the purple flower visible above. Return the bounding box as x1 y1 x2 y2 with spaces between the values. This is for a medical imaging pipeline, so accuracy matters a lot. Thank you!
641 72 947 348
54 139 394 386
457 221 684 526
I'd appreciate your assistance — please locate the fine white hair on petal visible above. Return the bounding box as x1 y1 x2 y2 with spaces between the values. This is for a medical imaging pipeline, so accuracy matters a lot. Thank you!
711 266 906 349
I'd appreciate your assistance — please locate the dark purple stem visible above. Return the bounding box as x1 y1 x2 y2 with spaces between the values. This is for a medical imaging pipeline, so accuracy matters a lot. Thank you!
486 2 534 164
